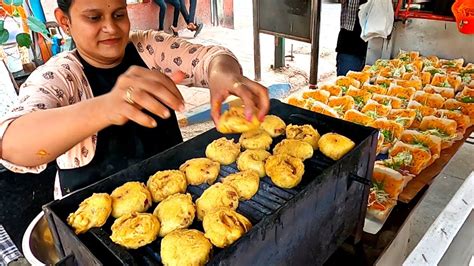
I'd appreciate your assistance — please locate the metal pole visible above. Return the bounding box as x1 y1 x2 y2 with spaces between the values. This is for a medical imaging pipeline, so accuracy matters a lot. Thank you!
309 0 321 89
252 0 261 81
211 0 219 26
274 36 285 69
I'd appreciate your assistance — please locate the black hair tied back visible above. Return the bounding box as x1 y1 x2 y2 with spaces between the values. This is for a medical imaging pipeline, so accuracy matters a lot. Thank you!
57 0 73 14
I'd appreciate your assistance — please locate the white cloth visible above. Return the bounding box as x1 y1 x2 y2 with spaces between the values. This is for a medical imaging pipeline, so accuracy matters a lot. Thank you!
0 225 22 266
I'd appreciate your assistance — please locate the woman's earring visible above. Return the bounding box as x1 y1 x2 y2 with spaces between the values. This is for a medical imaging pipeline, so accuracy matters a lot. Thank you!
65 27 70 34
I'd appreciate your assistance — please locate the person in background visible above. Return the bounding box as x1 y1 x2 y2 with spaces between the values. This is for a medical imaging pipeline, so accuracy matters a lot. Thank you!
153 0 201 37
178 0 203 37
153 0 179 34
336 0 368 76
0 0 269 198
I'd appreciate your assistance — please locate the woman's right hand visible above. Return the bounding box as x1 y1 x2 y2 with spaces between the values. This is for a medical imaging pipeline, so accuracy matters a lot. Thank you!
101 66 185 128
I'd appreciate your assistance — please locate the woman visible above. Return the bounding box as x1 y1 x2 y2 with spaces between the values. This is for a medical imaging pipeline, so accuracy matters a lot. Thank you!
0 0 269 197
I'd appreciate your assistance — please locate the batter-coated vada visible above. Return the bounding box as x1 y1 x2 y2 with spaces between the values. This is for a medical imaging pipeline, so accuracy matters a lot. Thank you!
196 183 239 220
111 182 152 218
146 170 187 203
265 154 305 189
221 170 260 200
161 229 212 266
67 193 112 234
179 158 220 185
239 129 273 150
285 124 320 149
153 193 195 237
217 106 260 134
236 149 271 178
318 133 355 160
205 137 241 165
273 139 314 160
110 212 160 249
260 115 286 137
202 208 252 248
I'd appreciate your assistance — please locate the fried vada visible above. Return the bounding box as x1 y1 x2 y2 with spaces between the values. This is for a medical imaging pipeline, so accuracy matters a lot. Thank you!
260 115 286 137
146 170 187 203
153 193 195 237
239 129 273 150
318 133 355 160
265 154 305 189
221 170 260 200
236 149 271 178
273 139 314 160
67 193 112 234
196 183 239 220
217 106 260 134
111 182 152 218
161 229 212 266
110 212 160 249
205 137 241 165
179 158 220 185
202 208 252 248
285 124 320 149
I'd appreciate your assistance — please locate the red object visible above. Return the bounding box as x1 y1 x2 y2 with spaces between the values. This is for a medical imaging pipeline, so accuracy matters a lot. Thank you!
395 0 456 22
452 0 474 34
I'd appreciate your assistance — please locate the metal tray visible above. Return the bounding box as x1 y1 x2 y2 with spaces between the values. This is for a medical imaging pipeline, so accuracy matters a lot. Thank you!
43 99 378 265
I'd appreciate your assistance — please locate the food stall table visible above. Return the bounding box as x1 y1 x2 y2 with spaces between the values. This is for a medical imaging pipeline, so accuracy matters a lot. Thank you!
325 134 474 265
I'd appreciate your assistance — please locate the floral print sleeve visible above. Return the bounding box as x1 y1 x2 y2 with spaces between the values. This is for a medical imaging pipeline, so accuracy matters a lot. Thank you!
0 54 95 173
129 30 242 87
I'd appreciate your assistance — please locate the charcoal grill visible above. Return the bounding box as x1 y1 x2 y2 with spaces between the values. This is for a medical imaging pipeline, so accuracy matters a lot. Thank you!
43 99 378 265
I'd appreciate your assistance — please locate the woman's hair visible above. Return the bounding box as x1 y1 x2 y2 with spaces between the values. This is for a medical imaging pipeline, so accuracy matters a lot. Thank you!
57 0 73 14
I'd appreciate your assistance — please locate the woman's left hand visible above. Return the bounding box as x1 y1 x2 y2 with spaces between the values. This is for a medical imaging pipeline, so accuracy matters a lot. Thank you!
208 55 270 125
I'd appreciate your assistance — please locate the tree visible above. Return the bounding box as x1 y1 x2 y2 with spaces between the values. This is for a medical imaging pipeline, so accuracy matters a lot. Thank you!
0 0 48 49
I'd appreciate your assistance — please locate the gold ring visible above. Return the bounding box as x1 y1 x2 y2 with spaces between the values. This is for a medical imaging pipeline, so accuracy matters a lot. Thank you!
125 86 134 105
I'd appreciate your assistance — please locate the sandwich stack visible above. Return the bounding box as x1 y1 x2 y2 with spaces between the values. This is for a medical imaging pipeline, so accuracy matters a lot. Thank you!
288 50 474 222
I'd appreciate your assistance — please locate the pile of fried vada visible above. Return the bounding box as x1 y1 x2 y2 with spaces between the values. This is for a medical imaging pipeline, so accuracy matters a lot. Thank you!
66 105 355 265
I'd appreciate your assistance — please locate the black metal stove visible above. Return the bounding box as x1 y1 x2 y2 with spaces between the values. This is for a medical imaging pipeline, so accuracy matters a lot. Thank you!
43 99 378 265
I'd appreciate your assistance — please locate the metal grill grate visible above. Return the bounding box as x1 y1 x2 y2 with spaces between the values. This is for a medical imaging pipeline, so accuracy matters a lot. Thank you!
81 154 333 265
44 99 378 265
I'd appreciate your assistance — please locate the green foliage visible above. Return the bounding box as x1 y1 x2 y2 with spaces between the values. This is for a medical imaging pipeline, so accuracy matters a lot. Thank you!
16 32 31 48
0 3 48 47
0 21 8 43
27 16 48 36
0 29 8 44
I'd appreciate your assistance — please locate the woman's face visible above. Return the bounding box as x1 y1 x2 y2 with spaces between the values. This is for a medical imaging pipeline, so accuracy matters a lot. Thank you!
59 0 130 66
